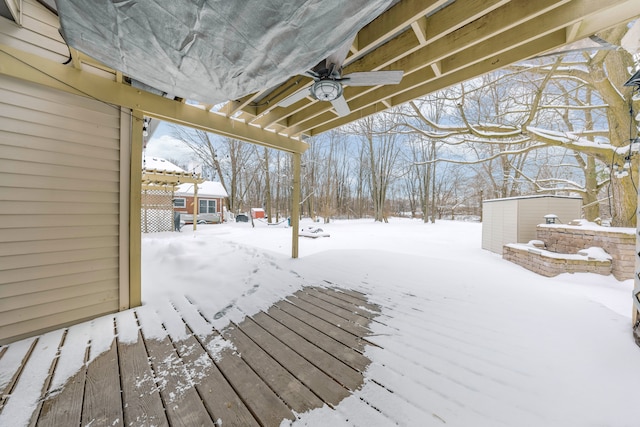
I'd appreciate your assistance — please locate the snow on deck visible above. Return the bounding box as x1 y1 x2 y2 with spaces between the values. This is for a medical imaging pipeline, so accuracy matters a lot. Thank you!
0 219 638 426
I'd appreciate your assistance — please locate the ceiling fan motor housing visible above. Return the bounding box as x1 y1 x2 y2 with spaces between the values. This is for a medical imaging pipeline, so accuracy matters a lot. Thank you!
311 79 343 101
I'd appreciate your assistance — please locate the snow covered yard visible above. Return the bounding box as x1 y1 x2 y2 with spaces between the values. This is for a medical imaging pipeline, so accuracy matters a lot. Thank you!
144 218 639 426
1 218 638 426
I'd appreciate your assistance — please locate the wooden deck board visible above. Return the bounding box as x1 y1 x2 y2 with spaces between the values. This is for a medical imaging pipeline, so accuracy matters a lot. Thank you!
294 291 372 328
204 331 295 426
177 332 261 427
36 334 89 427
276 300 367 351
81 340 123 427
144 335 216 427
252 311 363 391
117 331 168 427
285 295 370 337
0 337 37 412
321 287 381 312
222 323 324 413
304 288 378 320
37 366 87 427
1 286 382 427
266 305 371 372
237 316 351 406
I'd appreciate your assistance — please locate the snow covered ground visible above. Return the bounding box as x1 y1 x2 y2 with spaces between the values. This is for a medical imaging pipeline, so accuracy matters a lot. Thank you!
142 218 639 426
1 218 638 426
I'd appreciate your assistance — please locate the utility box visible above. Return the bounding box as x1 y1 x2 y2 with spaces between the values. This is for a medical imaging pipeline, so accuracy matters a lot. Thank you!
482 195 582 254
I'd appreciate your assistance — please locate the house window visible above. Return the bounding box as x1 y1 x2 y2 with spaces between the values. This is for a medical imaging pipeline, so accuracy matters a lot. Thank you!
173 198 186 208
199 199 217 214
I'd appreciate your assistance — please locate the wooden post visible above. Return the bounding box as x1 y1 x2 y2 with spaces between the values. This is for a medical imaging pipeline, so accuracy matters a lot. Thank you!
119 107 131 310
291 152 301 259
129 111 143 307
193 183 198 231
634 163 640 344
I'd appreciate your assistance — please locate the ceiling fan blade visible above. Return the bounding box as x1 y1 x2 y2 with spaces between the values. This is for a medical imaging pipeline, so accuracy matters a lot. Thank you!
342 71 404 86
279 87 312 107
331 95 351 117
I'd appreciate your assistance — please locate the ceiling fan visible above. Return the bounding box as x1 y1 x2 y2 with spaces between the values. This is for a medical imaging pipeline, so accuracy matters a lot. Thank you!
278 38 403 116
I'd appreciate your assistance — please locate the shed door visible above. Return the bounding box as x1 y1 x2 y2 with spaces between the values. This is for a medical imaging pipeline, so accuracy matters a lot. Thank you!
0 74 125 344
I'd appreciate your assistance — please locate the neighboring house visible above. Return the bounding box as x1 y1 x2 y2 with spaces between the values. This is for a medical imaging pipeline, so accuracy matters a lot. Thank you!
144 156 185 173
174 181 229 224
142 157 228 225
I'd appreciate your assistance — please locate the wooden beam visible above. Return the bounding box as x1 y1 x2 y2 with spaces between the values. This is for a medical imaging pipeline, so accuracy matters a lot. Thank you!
355 0 449 54
119 107 131 311
410 17 428 45
219 92 260 117
307 30 567 136
68 47 82 70
279 0 564 134
142 170 205 185
566 22 582 43
343 0 512 75
287 0 639 136
430 61 442 77
245 0 510 127
251 75 314 118
0 44 308 154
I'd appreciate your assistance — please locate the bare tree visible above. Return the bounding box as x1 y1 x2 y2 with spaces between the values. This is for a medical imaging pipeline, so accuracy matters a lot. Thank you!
170 126 259 214
387 24 639 226
348 114 402 222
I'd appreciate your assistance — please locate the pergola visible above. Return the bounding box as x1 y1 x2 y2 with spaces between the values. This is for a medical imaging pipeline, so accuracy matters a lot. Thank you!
141 167 206 232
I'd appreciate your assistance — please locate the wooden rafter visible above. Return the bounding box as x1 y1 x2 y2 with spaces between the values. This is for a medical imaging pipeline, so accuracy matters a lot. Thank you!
219 0 640 138
6 0 637 144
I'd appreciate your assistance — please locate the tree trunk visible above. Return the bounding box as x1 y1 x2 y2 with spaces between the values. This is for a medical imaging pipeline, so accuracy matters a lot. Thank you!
263 148 272 223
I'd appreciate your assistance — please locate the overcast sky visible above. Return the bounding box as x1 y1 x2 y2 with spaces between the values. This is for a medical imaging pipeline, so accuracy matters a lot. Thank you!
144 121 196 167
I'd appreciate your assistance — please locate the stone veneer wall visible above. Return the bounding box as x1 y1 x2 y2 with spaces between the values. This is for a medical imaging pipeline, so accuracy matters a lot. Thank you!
536 224 634 280
503 245 612 277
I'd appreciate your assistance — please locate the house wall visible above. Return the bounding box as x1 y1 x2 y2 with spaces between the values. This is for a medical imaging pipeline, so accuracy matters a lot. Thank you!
174 196 223 215
0 2 130 344
0 0 68 62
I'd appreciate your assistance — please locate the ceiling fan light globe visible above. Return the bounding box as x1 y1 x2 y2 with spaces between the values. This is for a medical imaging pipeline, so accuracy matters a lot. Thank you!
311 80 343 101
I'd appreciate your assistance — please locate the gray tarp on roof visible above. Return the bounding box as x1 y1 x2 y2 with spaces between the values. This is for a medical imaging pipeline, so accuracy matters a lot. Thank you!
56 0 392 104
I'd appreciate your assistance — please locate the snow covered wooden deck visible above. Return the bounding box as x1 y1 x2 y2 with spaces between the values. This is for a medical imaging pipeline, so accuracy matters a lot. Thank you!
0 286 382 426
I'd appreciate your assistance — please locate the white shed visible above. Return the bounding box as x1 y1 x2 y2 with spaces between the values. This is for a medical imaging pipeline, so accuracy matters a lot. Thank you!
482 195 582 254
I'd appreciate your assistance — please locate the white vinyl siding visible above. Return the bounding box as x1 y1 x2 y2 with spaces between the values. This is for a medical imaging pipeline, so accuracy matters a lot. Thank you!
0 73 124 344
0 0 69 62
482 196 582 254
